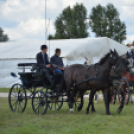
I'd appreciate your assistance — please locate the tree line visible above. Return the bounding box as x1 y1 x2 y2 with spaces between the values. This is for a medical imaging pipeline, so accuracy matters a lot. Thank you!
0 27 8 42
48 3 126 43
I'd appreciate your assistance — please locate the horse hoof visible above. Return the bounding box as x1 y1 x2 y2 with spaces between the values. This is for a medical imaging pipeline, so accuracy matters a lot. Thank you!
92 110 96 113
77 107 82 111
117 108 121 114
70 109 74 114
107 113 111 116
86 111 89 115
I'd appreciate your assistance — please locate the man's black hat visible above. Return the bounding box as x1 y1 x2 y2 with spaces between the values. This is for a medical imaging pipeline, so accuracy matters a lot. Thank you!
41 45 47 50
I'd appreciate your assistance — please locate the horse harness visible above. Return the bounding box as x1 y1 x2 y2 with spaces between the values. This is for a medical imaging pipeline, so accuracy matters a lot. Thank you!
73 64 111 88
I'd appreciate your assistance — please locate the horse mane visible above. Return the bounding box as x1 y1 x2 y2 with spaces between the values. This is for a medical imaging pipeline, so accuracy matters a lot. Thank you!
98 52 110 65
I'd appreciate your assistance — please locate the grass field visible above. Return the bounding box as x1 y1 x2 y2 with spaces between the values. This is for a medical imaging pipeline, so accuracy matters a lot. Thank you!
0 98 134 134
0 88 10 92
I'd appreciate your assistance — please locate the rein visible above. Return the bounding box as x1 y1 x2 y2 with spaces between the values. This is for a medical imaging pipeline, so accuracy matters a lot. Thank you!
74 62 125 87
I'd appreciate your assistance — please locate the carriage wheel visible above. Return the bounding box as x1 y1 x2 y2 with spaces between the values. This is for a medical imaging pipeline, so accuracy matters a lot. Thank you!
8 84 27 113
32 90 48 115
118 77 132 105
47 93 63 111
26 88 36 99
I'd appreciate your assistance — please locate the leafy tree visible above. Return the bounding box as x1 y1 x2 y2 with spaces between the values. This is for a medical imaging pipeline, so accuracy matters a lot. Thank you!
48 34 55 40
48 3 89 39
0 27 9 42
89 3 126 43
126 43 130 46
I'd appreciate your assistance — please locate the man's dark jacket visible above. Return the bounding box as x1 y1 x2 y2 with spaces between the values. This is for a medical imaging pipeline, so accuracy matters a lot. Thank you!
36 52 50 68
50 54 63 68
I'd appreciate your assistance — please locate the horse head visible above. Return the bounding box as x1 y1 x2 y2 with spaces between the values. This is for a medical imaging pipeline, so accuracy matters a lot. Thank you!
123 51 134 74
109 50 129 74
109 49 119 65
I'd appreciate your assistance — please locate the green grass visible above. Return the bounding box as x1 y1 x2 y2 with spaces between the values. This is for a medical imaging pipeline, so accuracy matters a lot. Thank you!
0 98 134 134
0 88 10 92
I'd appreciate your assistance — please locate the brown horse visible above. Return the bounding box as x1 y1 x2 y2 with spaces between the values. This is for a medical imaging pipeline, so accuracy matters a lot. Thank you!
61 50 128 115
80 52 132 115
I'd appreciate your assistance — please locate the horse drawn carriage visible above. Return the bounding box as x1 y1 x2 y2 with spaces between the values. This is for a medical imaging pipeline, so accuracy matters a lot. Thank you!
8 63 81 115
8 50 133 115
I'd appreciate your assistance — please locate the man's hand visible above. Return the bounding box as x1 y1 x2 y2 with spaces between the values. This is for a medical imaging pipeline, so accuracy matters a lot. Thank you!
46 64 50 68
58 67 64 70
52 64 57 68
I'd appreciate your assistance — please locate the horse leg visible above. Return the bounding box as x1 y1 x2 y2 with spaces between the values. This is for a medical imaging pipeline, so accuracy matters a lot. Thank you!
74 90 84 111
118 89 125 114
56 78 66 96
86 89 96 114
69 88 77 114
102 89 111 115
91 100 96 112
78 95 84 111
66 89 71 102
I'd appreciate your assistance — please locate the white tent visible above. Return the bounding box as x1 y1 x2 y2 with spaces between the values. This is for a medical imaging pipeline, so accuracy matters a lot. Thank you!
0 37 130 88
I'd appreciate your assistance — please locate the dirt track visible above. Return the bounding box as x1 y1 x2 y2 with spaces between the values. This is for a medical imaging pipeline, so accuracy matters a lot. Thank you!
0 93 103 98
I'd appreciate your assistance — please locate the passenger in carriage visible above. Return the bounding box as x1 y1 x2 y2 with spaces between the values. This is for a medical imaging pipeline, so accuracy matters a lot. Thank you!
50 49 65 97
36 45 56 88
130 46 134 61
50 48 64 72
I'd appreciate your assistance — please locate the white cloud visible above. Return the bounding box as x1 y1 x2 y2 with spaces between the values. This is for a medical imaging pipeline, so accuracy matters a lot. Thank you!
0 0 134 42
126 35 134 44
4 18 55 40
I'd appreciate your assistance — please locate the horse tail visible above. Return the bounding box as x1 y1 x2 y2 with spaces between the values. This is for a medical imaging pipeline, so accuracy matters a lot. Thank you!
56 77 66 96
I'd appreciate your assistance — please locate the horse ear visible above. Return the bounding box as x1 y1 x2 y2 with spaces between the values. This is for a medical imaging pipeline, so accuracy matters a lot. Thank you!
110 49 113 53
127 51 128 55
109 49 113 57
114 49 119 57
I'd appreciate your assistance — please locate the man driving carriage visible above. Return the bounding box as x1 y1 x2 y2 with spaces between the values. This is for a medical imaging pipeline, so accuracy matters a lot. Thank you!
36 45 56 88
36 45 64 89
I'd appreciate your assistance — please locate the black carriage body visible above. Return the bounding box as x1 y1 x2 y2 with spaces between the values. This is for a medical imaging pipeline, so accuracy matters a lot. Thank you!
19 72 45 88
9 62 66 115
18 63 62 89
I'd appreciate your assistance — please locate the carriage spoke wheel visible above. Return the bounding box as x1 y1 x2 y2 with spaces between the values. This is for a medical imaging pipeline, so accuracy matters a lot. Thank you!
32 90 48 115
8 84 27 113
48 94 63 111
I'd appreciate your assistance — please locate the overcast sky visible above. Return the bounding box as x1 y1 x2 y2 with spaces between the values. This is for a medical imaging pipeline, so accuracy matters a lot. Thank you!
0 0 134 43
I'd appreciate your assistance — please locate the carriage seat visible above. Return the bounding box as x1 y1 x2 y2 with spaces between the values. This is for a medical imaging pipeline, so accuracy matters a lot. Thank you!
31 64 62 82
31 64 55 78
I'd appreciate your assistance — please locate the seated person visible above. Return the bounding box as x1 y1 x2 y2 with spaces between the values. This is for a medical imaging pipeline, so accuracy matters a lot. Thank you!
50 48 64 72
50 48 65 96
36 45 56 87
130 47 134 61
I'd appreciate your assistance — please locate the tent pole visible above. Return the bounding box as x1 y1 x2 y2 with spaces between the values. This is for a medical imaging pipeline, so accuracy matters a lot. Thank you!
48 19 50 57
45 0 47 44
